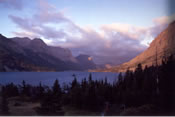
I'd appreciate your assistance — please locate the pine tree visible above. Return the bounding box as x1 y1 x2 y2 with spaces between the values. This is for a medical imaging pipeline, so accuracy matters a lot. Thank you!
38 82 44 99
1 86 9 115
159 55 175 111
71 77 78 89
39 89 55 114
52 79 62 112
88 73 92 83
21 80 30 96
4 83 19 97
52 79 61 97
38 82 64 115
118 72 123 84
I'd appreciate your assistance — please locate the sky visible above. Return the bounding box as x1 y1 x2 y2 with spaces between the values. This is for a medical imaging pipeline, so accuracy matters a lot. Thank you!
0 0 175 65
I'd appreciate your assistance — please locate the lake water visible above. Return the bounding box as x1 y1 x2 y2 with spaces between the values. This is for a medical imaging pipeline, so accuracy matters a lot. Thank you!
0 71 118 87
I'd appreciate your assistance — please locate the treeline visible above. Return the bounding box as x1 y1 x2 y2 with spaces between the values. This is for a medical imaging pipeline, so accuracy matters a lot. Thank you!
116 55 175 114
0 55 175 115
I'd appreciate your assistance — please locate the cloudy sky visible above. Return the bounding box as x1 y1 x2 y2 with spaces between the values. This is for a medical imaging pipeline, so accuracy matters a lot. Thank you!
0 0 175 65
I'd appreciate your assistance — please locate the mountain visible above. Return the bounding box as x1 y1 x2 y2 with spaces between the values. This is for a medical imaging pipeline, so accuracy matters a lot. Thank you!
97 21 175 72
76 54 96 70
0 34 96 71
11 37 77 63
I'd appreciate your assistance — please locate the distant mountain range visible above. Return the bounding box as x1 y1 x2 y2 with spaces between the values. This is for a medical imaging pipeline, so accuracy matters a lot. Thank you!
0 34 96 71
95 21 175 72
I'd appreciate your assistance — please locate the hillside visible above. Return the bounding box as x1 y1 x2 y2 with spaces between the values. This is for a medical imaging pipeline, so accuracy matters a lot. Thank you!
97 21 175 72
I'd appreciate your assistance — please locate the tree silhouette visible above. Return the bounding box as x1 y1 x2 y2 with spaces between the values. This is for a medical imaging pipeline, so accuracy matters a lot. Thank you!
1 86 9 115
52 79 62 112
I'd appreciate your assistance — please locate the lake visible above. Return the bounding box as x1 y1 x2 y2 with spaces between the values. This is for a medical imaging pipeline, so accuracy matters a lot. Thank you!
0 71 119 87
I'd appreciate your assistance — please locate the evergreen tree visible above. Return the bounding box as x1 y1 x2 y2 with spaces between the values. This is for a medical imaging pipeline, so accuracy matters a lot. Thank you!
118 72 123 84
1 86 9 115
38 81 64 115
52 79 62 112
37 82 44 100
88 73 92 83
69 77 82 108
71 77 78 89
38 89 55 114
4 83 19 97
21 80 31 96
52 79 62 97
159 55 175 112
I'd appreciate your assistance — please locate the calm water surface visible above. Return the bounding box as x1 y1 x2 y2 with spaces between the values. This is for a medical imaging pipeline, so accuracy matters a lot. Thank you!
0 71 118 86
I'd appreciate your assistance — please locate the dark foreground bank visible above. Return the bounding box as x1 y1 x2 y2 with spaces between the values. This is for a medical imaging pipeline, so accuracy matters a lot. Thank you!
0 55 175 116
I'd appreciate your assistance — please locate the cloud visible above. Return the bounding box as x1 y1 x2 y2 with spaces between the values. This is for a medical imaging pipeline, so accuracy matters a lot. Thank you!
153 13 175 25
143 14 175 45
9 0 70 40
55 14 174 65
8 0 174 65
0 0 23 10
34 0 71 24
12 31 40 39
61 24 146 65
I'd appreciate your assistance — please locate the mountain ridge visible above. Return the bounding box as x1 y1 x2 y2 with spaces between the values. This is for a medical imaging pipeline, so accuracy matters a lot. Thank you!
0 34 96 71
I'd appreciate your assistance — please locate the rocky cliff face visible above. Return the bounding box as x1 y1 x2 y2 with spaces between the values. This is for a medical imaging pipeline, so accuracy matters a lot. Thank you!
100 21 175 72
